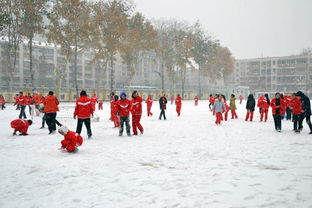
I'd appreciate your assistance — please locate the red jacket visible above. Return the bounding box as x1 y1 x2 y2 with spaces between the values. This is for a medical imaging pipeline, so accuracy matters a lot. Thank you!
224 100 230 112
15 95 26 106
285 96 292 108
25 96 34 105
110 96 115 109
270 98 286 116
131 96 142 115
117 99 131 117
194 96 198 101
43 95 59 113
209 96 215 104
74 95 94 119
175 96 182 106
10 119 29 134
0 97 5 104
146 97 153 107
91 95 98 105
61 131 83 152
289 97 302 115
258 96 270 110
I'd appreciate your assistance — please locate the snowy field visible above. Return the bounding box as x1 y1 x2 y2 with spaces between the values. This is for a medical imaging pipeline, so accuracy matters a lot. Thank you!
0 100 312 208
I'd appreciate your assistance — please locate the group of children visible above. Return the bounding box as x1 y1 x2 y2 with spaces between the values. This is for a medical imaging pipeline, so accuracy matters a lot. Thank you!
210 91 312 134
7 90 311 153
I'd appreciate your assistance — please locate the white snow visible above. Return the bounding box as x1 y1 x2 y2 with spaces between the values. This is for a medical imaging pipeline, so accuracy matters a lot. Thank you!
0 100 312 208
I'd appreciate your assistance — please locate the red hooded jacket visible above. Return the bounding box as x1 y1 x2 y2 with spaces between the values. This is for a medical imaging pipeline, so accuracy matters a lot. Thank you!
209 96 215 104
43 95 59 113
61 131 83 152
131 96 142 115
74 95 94 119
257 96 270 110
175 96 182 106
117 99 132 117
10 119 30 134
290 97 302 115
146 97 153 107
15 95 26 106
270 98 286 116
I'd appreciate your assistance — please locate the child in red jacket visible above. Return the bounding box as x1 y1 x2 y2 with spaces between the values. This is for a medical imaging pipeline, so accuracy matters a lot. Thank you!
175 94 182 116
58 126 83 153
290 93 303 133
10 119 32 136
117 92 132 136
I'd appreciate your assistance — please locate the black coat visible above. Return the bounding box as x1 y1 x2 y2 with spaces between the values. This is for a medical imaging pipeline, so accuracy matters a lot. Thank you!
246 98 256 111
159 97 167 110
301 95 311 116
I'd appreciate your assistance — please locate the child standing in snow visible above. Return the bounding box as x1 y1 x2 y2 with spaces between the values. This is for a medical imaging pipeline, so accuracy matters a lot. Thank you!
221 95 230 121
245 94 256 122
213 96 225 125
98 100 103 110
117 92 132 136
230 94 238 119
270 92 286 132
175 94 182 116
58 126 83 153
290 93 303 133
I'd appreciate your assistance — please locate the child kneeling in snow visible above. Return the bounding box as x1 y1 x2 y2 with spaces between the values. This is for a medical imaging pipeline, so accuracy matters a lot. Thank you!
11 119 32 136
58 126 83 153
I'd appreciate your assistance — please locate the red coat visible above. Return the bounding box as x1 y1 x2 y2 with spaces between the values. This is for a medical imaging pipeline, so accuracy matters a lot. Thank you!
209 96 215 104
117 99 131 117
74 95 94 119
257 96 269 110
285 96 292 108
61 131 83 152
10 119 29 134
270 98 286 116
43 95 59 113
175 96 182 106
15 95 26 106
110 96 114 109
25 96 34 105
289 97 302 115
91 95 98 105
146 97 153 107
131 96 142 115
0 97 5 104
194 96 198 101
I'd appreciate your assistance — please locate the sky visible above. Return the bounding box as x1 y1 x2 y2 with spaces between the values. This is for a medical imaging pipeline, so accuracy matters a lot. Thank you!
132 0 312 59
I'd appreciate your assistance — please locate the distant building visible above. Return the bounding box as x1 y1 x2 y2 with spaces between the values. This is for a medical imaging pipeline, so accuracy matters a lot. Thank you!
232 54 312 97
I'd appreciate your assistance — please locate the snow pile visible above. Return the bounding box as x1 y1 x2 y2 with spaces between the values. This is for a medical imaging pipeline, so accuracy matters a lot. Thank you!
0 100 311 208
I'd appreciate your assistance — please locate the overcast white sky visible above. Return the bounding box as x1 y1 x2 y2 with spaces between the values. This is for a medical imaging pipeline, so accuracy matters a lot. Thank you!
133 0 312 59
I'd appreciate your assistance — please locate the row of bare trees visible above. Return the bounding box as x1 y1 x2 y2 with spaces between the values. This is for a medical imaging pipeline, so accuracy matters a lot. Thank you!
0 0 234 96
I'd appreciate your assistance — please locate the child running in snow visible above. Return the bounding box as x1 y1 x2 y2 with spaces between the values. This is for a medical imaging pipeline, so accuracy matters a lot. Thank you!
213 96 225 125
10 119 32 136
58 126 83 153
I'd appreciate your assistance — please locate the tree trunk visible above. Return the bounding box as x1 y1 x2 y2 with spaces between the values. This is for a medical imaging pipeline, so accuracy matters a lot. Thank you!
161 57 165 93
74 34 79 97
110 54 114 93
29 37 35 89
181 65 186 98
198 62 201 98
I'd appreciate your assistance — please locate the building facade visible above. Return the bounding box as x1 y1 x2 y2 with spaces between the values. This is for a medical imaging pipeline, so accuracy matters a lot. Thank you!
232 54 312 97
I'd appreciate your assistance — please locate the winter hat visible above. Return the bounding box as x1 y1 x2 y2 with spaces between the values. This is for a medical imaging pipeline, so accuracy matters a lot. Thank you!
296 91 304 97
28 120 33 125
120 91 127 97
80 90 87 96
58 126 69 135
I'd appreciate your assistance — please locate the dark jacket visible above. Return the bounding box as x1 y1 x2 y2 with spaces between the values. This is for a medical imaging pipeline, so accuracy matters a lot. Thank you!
301 94 311 116
159 96 167 110
246 95 256 111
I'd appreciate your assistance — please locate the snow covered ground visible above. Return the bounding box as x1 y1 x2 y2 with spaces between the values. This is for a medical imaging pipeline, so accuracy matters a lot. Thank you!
0 100 312 208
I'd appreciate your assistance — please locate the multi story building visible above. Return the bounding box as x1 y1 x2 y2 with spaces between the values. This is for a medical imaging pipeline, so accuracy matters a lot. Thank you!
233 54 312 97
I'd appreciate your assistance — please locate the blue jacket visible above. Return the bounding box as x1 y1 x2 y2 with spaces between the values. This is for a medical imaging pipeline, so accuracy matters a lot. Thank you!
213 101 225 113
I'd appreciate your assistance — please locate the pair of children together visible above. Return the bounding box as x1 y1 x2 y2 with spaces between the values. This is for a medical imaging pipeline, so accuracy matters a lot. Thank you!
11 119 82 153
